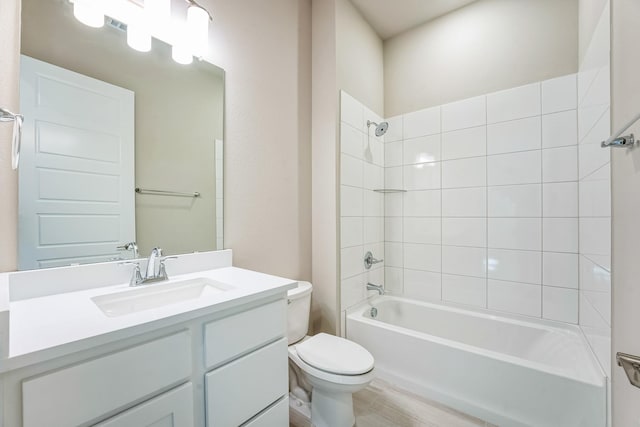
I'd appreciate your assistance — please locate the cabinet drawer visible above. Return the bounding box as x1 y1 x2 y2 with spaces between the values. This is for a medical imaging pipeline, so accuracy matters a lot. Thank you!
206 338 288 427
243 397 289 427
94 383 194 427
22 331 192 427
204 299 286 369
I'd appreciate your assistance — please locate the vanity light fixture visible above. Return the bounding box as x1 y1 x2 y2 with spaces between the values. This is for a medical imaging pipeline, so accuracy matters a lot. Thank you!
73 0 105 28
69 0 214 64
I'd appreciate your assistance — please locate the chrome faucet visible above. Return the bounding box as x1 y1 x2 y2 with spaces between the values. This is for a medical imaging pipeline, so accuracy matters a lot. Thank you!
366 282 385 295
121 247 176 287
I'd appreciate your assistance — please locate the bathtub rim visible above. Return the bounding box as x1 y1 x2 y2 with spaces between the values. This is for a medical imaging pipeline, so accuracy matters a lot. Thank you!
346 295 607 388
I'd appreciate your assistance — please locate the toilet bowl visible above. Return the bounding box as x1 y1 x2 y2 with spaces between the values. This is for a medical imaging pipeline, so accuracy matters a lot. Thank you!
287 282 375 427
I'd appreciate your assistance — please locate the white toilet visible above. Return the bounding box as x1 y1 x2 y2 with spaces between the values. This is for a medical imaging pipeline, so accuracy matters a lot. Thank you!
287 281 375 427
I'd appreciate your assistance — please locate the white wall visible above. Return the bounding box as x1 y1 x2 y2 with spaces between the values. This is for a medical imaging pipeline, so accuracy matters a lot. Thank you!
611 0 640 423
384 0 579 117
0 0 20 273
336 0 384 117
577 0 611 376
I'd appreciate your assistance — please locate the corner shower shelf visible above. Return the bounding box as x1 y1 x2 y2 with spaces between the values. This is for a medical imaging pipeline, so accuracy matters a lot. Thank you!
373 189 407 193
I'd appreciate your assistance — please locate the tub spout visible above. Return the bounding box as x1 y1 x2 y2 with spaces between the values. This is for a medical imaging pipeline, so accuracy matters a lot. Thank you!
367 282 385 295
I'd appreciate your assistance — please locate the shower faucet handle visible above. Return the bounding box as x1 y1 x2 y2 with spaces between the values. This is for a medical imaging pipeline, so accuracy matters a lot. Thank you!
364 251 383 269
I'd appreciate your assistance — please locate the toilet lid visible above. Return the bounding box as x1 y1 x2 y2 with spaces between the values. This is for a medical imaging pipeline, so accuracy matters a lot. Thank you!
296 333 374 375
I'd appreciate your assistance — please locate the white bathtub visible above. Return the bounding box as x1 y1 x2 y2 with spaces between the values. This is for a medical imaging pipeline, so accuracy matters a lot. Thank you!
346 296 606 427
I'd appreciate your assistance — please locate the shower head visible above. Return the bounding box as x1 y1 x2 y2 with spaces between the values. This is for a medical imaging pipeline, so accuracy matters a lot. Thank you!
367 120 389 137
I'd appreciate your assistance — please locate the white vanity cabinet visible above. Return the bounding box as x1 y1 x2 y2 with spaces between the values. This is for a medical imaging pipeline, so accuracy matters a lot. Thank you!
3 296 290 427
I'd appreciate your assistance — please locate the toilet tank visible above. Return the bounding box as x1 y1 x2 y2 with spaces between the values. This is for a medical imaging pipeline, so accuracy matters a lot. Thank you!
287 281 312 344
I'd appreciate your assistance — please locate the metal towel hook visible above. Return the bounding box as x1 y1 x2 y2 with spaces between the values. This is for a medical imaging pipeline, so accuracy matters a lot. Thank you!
601 111 640 148
0 107 24 170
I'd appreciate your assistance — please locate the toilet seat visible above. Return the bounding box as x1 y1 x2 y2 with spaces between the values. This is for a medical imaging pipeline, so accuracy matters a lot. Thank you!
288 345 375 387
296 333 374 375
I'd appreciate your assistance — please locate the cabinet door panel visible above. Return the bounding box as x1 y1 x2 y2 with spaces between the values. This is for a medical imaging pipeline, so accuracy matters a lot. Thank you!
94 383 194 427
243 397 289 427
206 338 288 427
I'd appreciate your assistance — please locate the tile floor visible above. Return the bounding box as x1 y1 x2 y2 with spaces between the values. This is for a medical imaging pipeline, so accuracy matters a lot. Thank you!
290 379 497 427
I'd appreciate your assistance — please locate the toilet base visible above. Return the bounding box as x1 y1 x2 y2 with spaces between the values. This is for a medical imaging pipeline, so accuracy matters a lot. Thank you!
289 393 312 427
310 387 355 427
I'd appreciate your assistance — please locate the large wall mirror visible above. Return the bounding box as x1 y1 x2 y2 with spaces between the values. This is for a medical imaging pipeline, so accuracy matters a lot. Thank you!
18 0 224 270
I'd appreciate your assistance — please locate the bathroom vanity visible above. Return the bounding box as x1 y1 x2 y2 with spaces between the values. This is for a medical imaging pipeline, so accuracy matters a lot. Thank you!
0 250 295 426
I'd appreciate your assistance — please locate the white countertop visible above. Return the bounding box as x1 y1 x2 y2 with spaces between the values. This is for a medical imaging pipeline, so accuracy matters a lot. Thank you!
0 251 297 372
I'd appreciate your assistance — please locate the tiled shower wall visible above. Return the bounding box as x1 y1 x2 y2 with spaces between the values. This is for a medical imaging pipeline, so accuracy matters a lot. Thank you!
381 76 581 323
339 92 386 313
577 1 611 375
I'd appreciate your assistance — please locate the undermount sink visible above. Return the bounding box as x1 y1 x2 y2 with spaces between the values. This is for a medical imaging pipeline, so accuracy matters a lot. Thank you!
91 277 233 317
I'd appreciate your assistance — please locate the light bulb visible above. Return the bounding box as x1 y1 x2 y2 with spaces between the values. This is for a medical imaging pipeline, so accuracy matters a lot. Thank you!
73 0 104 28
127 23 152 52
187 5 209 58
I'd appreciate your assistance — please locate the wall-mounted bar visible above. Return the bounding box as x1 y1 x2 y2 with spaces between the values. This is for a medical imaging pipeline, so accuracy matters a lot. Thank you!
373 189 407 193
0 107 24 170
135 187 201 198
601 111 640 148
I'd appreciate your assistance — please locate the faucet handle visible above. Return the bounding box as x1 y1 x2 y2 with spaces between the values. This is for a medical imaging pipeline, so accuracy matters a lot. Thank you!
158 256 178 280
119 261 144 287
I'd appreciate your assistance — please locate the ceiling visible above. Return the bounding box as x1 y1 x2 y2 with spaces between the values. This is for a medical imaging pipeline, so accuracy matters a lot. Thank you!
350 0 480 40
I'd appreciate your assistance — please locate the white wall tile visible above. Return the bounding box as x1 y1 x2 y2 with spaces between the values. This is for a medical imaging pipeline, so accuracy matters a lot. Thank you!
580 255 611 292
341 91 363 131
364 191 384 217
441 95 486 132
366 137 385 167
488 249 541 284
385 141 403 167
441 126 487 161
488 184 541 217
542 74 577 114
487 117 541 155
364 163 384 190
442 246 487 278
341 124 364 159
542 110 578 148
579 105 609 143
403 217 441 245
341 154 363 188
442 188 487 217
404 243 441 272
403 135 441 165
341 185 363 217
542 146 578 182
384 192 402 217
385 242 403 268
404 162 441 190
384 267 404 294
364 217 384 245
385 115 403 143
341 245 364 279
543 182 578 217
442 157 486 188
442 218 486 247
384 166 403 189
404 190 441 217
488 218 541 250
488 280 541 317
341 217 363 248
341 275 365 310
487 82 541 124
384 217 402 242
488 151 541 186
543 286 578 323
584 289 610 325
403 106 441 139
442 274 487 308
579 179 611 218
543 252 579 289
404 269 441 301
543 218 579 253
579 217 611 256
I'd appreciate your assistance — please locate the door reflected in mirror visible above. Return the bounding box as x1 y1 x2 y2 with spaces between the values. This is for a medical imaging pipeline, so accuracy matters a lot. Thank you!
18 0 224 270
